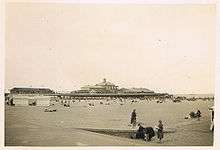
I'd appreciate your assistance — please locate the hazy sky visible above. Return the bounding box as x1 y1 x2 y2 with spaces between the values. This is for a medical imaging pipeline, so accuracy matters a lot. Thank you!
5 3 216 94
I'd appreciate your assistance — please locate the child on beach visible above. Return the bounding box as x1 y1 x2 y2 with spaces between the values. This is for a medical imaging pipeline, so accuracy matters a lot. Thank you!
157 120 164 142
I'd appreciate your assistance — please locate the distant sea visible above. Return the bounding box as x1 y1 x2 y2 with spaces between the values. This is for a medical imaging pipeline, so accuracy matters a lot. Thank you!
173 94 214 98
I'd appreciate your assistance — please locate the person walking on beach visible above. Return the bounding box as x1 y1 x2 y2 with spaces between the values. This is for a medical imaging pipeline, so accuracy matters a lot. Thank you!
130 109 137 127
157 120 164 142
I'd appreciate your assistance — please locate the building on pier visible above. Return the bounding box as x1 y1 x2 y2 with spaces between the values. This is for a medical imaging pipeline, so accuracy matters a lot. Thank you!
118 88 154 94
74 78 118 94
10 87 54 95
8 87 54 106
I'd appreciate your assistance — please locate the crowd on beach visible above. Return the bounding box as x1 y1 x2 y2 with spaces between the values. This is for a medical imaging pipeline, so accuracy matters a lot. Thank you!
5 93 214 107
54 95 214 108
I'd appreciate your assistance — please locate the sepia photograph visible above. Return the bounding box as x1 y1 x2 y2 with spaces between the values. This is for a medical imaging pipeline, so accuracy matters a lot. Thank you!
2 0 218 148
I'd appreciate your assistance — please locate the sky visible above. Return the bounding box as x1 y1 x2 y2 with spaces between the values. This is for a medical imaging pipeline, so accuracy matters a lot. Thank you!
5 3 216 94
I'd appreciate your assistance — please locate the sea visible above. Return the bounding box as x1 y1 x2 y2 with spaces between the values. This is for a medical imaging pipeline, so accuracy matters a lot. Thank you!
173 94 214 98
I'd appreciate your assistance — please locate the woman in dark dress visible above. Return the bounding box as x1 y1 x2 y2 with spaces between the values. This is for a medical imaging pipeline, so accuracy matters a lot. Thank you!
196 109 201 120
130 109 137 127
136 123 145 139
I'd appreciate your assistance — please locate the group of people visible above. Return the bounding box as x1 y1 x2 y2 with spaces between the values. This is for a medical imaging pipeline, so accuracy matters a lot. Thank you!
130 109 164 142
186 109 202 120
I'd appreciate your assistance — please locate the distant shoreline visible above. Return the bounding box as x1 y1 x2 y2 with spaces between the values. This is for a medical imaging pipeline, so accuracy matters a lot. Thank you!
173 94 214 98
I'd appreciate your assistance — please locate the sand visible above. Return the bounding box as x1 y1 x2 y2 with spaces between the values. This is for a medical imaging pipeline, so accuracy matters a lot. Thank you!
5 98 214 146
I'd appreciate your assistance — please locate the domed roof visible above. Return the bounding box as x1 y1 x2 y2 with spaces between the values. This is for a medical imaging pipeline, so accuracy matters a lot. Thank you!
96 78 116 86
96 81 115 86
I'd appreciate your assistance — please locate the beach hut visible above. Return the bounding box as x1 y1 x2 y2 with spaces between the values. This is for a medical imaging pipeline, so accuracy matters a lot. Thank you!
12 95 29 106
35 96 51 106
12 95 51 106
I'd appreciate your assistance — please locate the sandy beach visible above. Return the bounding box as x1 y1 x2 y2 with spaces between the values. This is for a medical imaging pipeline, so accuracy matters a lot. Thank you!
4 2 216 147
5 98 213 146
